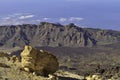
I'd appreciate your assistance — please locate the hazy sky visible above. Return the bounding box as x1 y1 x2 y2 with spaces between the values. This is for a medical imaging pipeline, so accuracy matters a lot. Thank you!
0 0 120 30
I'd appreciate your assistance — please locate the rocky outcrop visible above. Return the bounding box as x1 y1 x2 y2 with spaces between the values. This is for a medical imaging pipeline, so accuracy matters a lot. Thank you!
0 52 10 60
21 45 59 76
86 73 102 80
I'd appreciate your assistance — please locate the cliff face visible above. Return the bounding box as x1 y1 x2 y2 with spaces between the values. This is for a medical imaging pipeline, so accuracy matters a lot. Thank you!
0 22 120 47
84 28 120 45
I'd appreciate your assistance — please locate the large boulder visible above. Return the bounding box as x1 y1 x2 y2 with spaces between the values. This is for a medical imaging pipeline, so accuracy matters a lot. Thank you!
21 46 59 76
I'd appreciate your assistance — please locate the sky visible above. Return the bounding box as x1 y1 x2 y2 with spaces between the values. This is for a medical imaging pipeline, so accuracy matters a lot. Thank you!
0 0 120 30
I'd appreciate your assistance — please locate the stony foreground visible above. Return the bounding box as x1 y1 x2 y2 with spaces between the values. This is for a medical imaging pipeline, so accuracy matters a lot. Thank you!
0 46 119 80
0 57 85 80
0 46 84 80
0 57 119 80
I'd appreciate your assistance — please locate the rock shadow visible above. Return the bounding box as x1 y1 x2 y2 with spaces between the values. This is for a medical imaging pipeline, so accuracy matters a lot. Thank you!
0 63 10 68
58 76 80 80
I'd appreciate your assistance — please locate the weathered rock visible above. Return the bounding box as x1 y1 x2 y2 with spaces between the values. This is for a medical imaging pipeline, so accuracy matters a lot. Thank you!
86 73 102 80
0 52 10 61
21 46 59 76
10 55 20 63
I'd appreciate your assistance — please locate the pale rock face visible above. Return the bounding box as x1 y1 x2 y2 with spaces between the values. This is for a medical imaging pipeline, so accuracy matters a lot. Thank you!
86 74 102 80
24 67 30 72
21 46 37 70
10 55 20 63
92 74 101 80
21 46 59 76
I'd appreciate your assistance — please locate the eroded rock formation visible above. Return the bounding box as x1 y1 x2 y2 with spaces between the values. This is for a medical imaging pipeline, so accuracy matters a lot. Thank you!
21 45 59 76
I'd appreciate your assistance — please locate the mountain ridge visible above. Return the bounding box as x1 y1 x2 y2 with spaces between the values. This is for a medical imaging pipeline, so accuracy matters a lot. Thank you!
0 22 120 48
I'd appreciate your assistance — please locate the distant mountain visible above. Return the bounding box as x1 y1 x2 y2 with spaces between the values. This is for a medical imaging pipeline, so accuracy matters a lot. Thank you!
84 28 120 45
0 22 120 48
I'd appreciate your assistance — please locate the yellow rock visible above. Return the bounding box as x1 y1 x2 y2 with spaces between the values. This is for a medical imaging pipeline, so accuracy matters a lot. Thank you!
86 74 102 80
10 55 20 63
86 76 93 80
21 45 59 76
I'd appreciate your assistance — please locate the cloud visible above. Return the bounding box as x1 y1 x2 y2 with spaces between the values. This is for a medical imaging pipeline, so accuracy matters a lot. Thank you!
59 18 67 22
0 13 35 20
0 13 84 26
10 13 22 17
0 19 23 25
35 20 41 22
43 18 50 21
0 13 36 25
30 19 41 24
19 15 35 19
69 17 84 21
59 17 84 22
1 17 11 20
58 17 84 23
